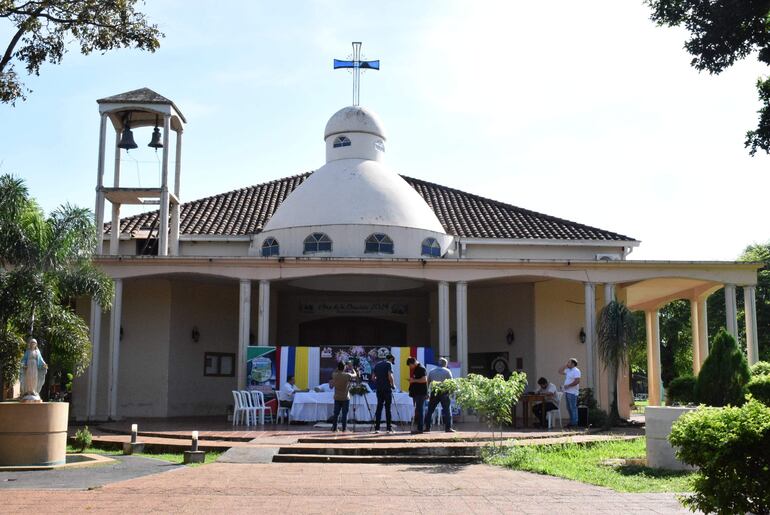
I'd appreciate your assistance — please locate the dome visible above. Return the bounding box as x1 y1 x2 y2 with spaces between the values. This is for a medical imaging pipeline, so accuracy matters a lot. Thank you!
324 106 387 140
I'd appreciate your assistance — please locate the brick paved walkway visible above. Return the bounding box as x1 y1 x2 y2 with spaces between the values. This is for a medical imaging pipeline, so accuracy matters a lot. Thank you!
1 462 688 514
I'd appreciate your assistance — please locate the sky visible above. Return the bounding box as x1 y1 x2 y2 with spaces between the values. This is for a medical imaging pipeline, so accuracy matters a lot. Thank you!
1 0 768 261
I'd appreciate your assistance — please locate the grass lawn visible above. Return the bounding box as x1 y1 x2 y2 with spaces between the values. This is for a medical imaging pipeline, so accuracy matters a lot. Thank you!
631 400 649 414
485 438 693 493
67 446 222 465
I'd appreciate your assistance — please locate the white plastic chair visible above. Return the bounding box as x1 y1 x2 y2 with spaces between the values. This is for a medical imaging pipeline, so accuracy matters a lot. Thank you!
238 390 259 426
431 403 443 426
546 391 564 430
249 390 273 425
232 390 249 426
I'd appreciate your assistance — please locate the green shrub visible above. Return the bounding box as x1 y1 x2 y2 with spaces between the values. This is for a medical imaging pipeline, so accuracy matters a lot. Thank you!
747 375 770 406
695 329 750 407
74 426 92 453
666 376 697 405
750 361 770 377
669 399 770 514
578 388 608 427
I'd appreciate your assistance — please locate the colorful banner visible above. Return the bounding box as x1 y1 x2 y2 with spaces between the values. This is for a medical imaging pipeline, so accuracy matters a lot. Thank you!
246 346 277 394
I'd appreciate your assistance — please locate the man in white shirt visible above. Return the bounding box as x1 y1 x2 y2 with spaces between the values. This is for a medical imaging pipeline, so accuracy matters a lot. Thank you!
314 379 334 393
278 375 306 408
558 358 581 427
532 377 558 427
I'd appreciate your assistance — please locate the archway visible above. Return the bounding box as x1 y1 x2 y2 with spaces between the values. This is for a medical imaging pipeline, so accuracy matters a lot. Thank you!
299 316 407 346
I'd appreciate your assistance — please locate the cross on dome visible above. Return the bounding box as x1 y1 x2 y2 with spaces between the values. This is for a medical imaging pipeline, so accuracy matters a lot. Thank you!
333 42 379 106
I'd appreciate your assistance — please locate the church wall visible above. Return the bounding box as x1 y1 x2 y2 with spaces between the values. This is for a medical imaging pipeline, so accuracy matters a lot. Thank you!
167 279 239 417
533 279 589 396
466 284 536 388
116 279 172 418
179 241 250 257
71 300 111 419
463 243 624 261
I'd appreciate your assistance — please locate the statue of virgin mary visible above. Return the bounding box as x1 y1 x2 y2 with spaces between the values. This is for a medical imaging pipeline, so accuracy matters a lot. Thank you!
19 338 48 402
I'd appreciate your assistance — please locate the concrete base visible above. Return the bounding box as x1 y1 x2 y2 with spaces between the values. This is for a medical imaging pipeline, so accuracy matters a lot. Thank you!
645 406 696 471
122 442 146 455
183 450 206 464
0 402 69 467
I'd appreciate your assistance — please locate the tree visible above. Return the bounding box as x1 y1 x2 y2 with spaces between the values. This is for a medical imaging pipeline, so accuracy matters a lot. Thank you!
0 0 163 104
597 300 636 425
646 1 770 155
695 329 751 407
0 174 112 398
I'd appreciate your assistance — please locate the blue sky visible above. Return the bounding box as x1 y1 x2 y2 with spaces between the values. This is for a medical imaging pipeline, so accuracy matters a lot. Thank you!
1 0 768 260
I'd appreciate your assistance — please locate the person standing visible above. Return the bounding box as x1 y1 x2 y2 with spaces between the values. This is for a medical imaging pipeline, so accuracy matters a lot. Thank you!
331 361 357 432
558 358 581 428
424 358 455 433
372 354 395 433
406 357 428 434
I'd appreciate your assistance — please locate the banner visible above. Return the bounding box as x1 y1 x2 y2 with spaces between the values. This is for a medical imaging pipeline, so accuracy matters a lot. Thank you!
246 346 277 394
299 301 409 316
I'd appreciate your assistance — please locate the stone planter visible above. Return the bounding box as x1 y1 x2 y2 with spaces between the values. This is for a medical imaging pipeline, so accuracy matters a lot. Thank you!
0 402 69 467
645 405 696 470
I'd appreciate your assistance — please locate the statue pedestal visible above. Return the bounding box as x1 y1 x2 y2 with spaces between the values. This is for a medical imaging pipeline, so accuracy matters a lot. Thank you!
0 402 69 467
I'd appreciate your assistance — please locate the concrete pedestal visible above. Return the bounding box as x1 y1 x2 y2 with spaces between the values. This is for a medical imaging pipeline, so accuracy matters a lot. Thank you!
184 451 206 464
122 442 145 455
645 406 696 470
0 402 69 467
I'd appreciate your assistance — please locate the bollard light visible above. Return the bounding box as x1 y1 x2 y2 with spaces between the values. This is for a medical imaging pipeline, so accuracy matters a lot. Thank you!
191 430 199 452
131 424 138 444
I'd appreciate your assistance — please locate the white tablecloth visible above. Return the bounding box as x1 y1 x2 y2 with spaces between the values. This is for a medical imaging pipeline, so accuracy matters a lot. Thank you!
290 391 413 422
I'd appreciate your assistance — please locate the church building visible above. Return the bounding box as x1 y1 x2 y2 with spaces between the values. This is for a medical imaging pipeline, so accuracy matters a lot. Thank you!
72 84 761 422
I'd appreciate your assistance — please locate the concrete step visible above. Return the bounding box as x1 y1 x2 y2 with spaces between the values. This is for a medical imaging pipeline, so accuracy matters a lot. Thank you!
96 426 254 442
277 445 481 457
272 454 481 464
297 436 485 444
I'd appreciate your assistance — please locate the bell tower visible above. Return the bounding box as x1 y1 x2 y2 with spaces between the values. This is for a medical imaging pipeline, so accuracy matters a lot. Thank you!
95 88 186 256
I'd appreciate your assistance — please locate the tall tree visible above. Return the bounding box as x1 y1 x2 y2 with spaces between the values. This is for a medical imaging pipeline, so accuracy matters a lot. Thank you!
597 300 636 424
646 0 770 155
0 174 112 398
0 0 163 104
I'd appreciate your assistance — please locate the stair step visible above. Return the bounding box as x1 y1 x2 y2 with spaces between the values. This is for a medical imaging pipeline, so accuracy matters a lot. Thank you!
297 437 480 444
277 446 480 457
272 454 481 464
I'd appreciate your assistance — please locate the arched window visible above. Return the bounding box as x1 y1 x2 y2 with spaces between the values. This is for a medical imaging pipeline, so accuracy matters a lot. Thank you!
261 237 279 257
365 233 394 254
333 135 351 148
303 232 332 254
373 139 385 152
421 237 441 257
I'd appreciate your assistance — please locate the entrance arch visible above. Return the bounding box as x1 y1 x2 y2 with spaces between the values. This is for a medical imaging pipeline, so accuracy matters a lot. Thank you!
299 316 407 346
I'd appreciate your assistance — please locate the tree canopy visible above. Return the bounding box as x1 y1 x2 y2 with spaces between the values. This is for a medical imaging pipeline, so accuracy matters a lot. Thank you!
647 0 770 155
0 0 163 104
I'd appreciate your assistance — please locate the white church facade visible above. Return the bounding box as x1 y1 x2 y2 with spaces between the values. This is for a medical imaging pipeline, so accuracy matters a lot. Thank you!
73 87 762 422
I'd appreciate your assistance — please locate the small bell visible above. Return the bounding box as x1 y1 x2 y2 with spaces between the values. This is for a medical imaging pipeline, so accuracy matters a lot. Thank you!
148 126 163 149
117 121 138 150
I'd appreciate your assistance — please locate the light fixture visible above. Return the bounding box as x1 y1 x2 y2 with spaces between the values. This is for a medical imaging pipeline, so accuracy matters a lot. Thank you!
505 328 515 345
579 328 586 344
191 326 200 343
117 113 138 150
148 115 163 149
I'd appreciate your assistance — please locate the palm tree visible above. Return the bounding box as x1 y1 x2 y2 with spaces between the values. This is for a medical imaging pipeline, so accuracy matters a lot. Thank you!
597 300 636 426
0 174 112 399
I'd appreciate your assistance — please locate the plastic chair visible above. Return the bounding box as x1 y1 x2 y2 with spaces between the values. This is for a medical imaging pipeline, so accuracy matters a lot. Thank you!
232 390 249 426
249 390 273 425
431 403 443 426
238 390 259 426
546 391 564 430
273 389 290 424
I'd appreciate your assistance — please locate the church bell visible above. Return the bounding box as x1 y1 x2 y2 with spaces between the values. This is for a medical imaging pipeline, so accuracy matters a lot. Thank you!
148 126 163 149
117 120 138 150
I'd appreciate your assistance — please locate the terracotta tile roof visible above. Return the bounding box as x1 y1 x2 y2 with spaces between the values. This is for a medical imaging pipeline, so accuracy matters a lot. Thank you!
107 172 635 241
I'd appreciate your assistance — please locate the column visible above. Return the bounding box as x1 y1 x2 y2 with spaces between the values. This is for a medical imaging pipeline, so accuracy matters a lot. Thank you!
94 113 108 255
725 284 738 341
456 281 468 377
645 310 662 406
583 282 597 393
603 283 615 305
158 114 171 256
169 129 183 256
744 286 759 365
237 280 251 390
258 280 270 346
690 299 701 375
107 279 122 420
602 283 615 411
438 281 450 359
87 301 102 420
697 297 709 366
109 131 121 255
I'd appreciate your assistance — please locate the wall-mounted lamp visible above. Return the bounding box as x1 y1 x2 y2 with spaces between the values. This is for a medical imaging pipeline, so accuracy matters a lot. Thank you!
579 327 586 344
505 328 515 345
191 326 200 343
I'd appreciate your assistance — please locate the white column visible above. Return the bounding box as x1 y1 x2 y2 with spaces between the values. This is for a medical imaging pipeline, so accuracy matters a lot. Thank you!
158 115 171 256
87 300 102 420
603 283 615 306
725 284 738 341
456 281 468 377
583 282 597 393
237 280 251 390
438 281 450 360
690 299 701 375
109 130 122 255
744 286 759 365
107 279 122 420
258 280 270 346
697 297 709 367
94 113 108 255
169 130 183 256
645 310 662 406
